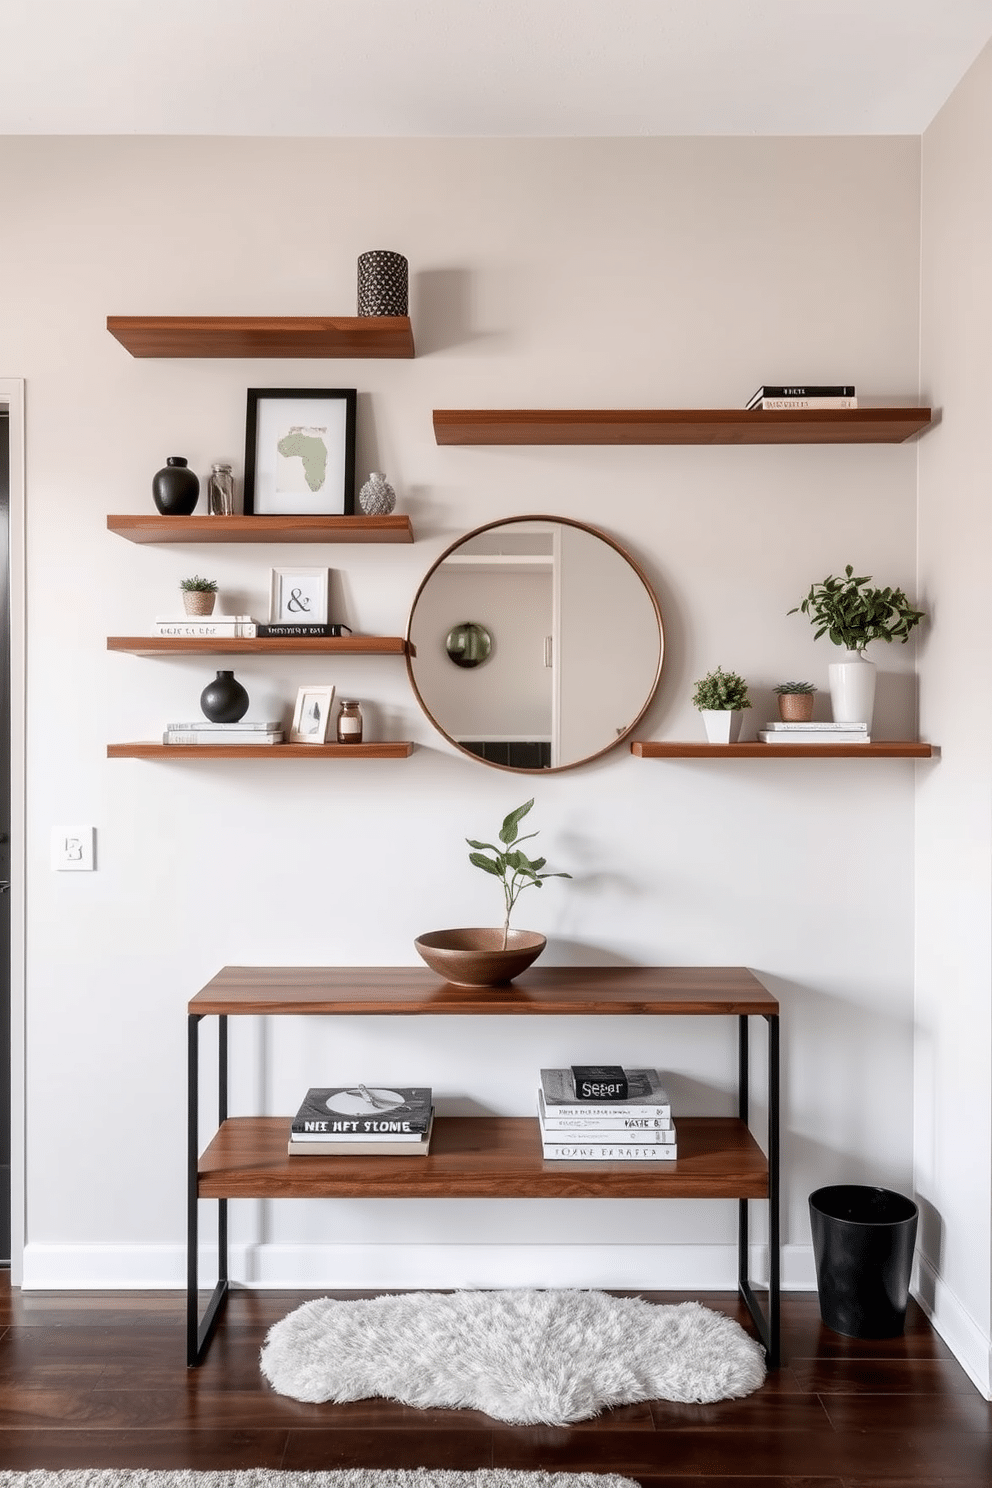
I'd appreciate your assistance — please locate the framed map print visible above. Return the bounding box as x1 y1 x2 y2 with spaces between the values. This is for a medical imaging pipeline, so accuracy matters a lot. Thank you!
244 388 357 516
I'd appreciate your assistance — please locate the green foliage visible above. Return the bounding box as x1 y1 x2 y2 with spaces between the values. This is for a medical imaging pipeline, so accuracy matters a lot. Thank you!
789 564 925 651
773 680 817 695
467 798 571 947
691 666 752 712
179 574 219 592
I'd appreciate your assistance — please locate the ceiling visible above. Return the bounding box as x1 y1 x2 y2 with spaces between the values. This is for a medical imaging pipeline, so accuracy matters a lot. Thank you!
3 1 992 137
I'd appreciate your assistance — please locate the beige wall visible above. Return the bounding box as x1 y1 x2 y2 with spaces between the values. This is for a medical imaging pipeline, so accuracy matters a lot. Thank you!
1 135 925 1297
917 41 992 1393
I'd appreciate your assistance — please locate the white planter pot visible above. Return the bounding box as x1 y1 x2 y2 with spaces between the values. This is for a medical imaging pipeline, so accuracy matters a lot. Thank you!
701 709 744 744
828 649 876 728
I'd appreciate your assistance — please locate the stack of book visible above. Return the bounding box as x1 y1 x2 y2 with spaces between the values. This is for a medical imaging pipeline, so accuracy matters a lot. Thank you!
757 721 870 745
746 384 857 410
287 1084 434 1156
537 1065 676 1161
163 719 285 745
154 614 258 638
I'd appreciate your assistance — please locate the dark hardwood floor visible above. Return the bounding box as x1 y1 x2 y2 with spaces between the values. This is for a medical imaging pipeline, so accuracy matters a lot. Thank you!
0 1277 989 1487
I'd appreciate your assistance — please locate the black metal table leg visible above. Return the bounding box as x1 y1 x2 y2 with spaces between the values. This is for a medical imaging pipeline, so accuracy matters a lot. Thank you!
736 1012 780 1366
187 1012 229 1367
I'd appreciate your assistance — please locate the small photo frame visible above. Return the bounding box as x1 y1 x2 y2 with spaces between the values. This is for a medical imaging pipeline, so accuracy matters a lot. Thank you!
244 388 357 516
290 685 336 744
270 567 330 624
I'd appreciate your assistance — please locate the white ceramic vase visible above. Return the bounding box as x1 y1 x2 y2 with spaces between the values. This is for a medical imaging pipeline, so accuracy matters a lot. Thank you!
701 709 744 744
828 649 876 728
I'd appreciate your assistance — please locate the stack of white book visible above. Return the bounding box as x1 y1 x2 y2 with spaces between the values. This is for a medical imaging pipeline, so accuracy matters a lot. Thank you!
153 614 258 638
746 383 857 410
287 1084 434 1157
163 719 284 745
538 1067 677 1161
757 721 870 745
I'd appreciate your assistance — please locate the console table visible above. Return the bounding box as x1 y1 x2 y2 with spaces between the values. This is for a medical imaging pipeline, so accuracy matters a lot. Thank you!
187 965 780 1367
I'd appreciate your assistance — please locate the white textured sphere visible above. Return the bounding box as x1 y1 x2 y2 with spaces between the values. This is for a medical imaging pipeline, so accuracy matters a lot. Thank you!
358 471 397 515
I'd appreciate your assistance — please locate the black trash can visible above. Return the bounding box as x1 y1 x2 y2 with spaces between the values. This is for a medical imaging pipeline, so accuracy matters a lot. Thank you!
809 1184 919 1339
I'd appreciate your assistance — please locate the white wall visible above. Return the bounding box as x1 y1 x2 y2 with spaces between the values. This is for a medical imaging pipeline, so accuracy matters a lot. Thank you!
0 135 925 1294
917 43 992 1395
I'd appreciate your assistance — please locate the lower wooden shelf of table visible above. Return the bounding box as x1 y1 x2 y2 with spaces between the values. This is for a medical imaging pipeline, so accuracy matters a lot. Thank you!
199 1115 768 1200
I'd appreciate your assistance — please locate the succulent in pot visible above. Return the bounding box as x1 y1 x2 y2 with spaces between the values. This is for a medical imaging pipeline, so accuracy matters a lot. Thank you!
773 681 817 722
692 666 752 743
179 574 219 616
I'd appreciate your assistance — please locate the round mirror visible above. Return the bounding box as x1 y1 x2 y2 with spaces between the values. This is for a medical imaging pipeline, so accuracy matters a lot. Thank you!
407 516 664 772
446 622 493 669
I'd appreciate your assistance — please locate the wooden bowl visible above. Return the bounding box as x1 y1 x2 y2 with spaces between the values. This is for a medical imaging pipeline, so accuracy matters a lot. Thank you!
413 928 547 987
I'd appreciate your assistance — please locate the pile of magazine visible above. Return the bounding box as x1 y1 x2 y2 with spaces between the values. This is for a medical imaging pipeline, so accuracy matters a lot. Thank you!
288 1084 434 1157
537 1065 676 1161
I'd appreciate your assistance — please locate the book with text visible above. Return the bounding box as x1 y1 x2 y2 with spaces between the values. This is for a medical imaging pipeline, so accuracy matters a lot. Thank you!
746 384 855 408
165 719 283 732
538 1091 674 1132
163 730 284 745
256 623 350 638
539 1068 671 1118
757 730 869 744
288 1110 434 1157
541 1140 678 1161
752 397 858 410
291 1084 432 1136
762 721 867 732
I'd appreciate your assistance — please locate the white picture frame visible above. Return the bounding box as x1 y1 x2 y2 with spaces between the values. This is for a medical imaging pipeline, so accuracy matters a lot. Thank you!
290 685 336 744
269 567 330 625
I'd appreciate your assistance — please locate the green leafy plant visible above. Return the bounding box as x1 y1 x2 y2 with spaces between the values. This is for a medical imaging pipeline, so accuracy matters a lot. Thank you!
789 565 925 652
179 574 219 592
773 681 817 695
467 798 571 948
691 666 752 712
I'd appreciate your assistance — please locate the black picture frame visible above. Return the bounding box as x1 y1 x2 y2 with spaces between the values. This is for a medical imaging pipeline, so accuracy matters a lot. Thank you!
244 388 357 516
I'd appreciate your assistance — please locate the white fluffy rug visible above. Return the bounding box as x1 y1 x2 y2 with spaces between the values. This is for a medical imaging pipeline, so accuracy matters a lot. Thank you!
260 1288 766 1424
0 1476 638 1488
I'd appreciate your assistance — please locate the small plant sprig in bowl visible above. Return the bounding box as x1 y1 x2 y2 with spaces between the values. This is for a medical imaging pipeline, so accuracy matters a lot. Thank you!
179 575 219 592
773 681 817 696
691 666 752 712
467 798 571 950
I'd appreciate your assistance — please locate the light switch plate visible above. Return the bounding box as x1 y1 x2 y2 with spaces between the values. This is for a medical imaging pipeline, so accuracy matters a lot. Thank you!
52 825 95 871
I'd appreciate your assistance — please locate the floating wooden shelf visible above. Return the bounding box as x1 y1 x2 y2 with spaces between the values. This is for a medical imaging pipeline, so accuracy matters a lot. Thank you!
107 635 410 657
108 742 414 760
107 315 415 359
107 514 413 545
432 407 932 446
198 1115 768 1201
631 741 934 759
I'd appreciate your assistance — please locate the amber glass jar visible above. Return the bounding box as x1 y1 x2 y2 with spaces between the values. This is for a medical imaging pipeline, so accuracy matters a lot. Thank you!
336 699 363 743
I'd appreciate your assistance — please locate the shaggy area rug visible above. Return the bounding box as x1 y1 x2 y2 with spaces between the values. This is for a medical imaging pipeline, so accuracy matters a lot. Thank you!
0 1475 640 1488
260 1288 766 1425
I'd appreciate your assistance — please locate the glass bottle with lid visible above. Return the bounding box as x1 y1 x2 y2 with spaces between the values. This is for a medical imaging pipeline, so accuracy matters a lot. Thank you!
336 699 363 744
207 462 235 516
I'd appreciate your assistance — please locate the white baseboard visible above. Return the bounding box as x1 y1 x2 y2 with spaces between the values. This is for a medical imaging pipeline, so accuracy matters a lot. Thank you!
20 1241 818 1292
912 1253 992 1399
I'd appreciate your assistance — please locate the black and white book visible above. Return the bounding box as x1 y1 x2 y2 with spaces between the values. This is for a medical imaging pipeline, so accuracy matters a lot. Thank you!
256 623 351 638
758 730 870 744
288 1110 435 1157
291 1085 433 1136
570 1065 628 1101
746 384 855 408
539 1068 671 1118
539 1101 675 1144
762 721 867 732
165 719 283 732
538 1091 673 1132
154 619 258 637
163 729 284 745
752 397 858 410
541 1140 678 1161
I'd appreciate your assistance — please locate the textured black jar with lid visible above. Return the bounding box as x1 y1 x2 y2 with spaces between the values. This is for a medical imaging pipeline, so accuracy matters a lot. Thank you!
357 251 408 317
152 456 200 515
200 670 249 723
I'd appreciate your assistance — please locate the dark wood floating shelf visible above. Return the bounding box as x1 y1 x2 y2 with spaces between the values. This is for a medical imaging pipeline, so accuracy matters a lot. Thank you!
631 741 934 759
107 635 410 657
108 742 414 760
107 315 415 359
432 407 932 446
198 1115 767 1201
106 514 413 545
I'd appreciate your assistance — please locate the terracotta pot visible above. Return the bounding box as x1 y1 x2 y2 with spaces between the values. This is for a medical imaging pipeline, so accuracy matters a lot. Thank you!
778 692 815 722
413 928 547 987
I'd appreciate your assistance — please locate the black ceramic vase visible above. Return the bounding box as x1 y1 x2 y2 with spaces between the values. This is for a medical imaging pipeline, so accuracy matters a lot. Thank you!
200 670 249 723
357 250 409 316
153 456 200 515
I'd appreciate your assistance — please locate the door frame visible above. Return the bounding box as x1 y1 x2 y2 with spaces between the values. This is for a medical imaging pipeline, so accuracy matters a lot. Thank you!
0 380 26 1282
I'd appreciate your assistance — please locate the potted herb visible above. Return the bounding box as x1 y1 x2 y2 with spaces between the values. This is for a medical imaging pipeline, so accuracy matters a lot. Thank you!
789 565 925 728
179 574 219 617
691 666 752 744
773 681 817 723
414 798 571 987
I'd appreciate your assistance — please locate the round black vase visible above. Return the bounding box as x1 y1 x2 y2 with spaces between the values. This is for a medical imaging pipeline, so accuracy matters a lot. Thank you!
357 250 408 316
200 670 249 723
153 456 200 515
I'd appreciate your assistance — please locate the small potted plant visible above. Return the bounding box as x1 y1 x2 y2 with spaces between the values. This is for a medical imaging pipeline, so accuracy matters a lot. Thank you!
789 564 925 728
773 681 817 722
692 666 752 744
414 798 571 988
179 574 219 617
